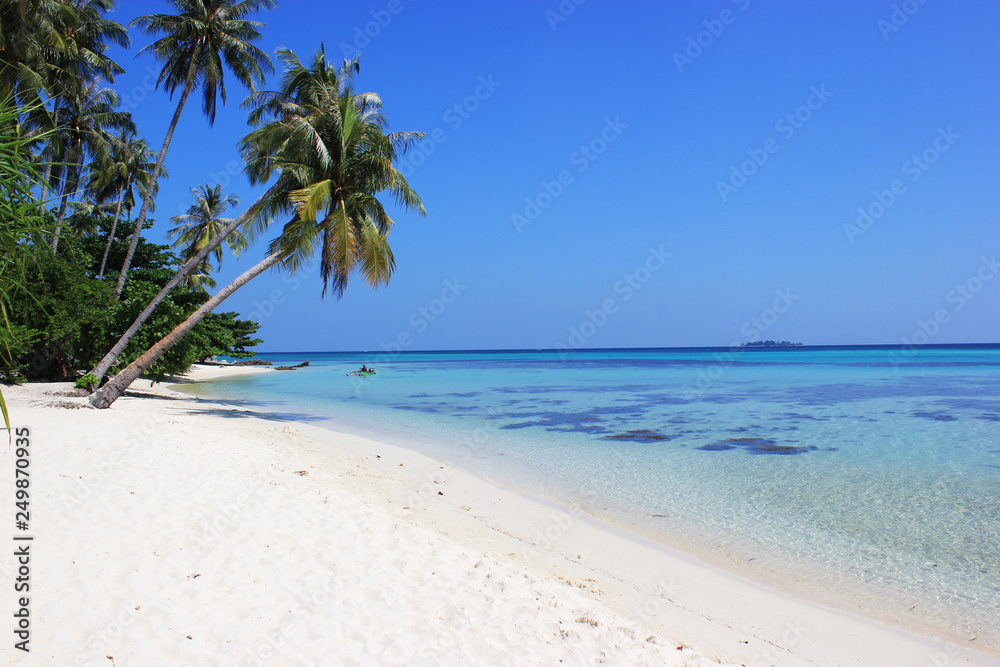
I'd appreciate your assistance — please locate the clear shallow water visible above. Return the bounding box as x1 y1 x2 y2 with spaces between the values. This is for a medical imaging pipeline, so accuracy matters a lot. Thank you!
185 346 1000 644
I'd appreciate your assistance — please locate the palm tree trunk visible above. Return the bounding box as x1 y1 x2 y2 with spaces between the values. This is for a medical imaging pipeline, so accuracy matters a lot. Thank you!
50 183 71 251
98 180 127 279
114 47 202 299
89 179 285 382
50 145 84 252
40 161 51 203
40 107 58 203
90 252 283 409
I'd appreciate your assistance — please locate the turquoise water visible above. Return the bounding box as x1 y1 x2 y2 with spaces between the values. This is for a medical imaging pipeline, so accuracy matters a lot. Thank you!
186 346 1000 644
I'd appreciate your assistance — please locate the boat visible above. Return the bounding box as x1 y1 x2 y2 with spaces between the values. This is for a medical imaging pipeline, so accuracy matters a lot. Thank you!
347 370 376 377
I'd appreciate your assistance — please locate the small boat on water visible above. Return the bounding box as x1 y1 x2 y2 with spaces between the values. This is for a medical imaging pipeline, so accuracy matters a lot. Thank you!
347 369 376 377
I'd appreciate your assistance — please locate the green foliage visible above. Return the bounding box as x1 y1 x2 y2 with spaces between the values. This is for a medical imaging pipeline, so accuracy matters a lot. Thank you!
91 219 263 380
112 275 204 380
4 240 117 378
188 312 263 361
2 207 264 381
0 387 9 441
168 183 246 291
131 0 276 126
241 46 425 298
75 373 99 391
1 95 55 368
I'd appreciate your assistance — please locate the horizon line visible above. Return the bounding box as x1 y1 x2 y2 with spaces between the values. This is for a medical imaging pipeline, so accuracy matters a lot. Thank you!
244 342 1000 356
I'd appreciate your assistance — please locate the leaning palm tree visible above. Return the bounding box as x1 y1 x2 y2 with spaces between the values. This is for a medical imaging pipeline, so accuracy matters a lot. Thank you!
89 48 425 409
86 48 360 384
115 0 276 299
168 183 246 290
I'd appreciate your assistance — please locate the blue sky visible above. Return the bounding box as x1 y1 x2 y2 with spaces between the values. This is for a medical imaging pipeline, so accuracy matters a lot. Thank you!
104 0 999 351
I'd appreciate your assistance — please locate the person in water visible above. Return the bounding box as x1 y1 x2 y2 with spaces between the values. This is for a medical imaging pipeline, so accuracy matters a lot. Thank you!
361 364 369 372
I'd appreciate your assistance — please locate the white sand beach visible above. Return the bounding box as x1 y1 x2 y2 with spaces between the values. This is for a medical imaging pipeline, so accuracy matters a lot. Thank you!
1 365 996 666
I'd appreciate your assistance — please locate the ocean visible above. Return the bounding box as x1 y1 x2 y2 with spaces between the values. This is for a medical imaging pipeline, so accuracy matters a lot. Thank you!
180 345 1000 645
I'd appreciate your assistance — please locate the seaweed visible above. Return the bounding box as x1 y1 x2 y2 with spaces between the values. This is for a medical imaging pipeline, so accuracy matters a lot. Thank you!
602 429 671 443
698 437 817 455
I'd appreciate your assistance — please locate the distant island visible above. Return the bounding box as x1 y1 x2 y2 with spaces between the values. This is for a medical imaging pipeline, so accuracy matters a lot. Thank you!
739 340 804 348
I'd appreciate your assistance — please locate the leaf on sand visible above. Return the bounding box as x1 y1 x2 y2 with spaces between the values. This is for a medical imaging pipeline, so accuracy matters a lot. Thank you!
0 387 10 445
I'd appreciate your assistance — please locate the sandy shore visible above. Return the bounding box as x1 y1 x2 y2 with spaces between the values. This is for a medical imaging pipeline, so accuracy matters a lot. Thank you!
0 365 996 666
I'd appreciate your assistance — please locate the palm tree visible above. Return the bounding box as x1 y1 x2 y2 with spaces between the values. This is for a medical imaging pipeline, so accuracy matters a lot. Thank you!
48 79 133 251
168 184 246 290
66 196 114 237
88 131 161 278
22 0 129 203
55 0 130 85
89 48 425 409
0 0 74 101
115 0 276 299
248 48 425 298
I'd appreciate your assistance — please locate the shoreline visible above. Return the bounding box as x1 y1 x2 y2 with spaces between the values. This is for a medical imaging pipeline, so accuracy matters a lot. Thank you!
0 364 995 665
170 366 1000 663
181 365 1000 658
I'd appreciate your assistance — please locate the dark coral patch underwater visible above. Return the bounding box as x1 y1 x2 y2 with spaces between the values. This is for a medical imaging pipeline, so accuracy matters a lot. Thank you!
697 437 818 455
602 429 672 443
496 410 610 434
913 411 958 422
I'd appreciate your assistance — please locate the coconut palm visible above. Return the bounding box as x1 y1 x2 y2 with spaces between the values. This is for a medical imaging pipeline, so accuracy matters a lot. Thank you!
168 183 246 290
115 0 276 299
1 0 126 99
47 79 133 251
89 48 425 409
66 196 114 237
54 0 130 86
86 177 281 384
0 0 74 101
88 131 162 278
87 48 360 385
17 0 128 203
247 48 424 298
